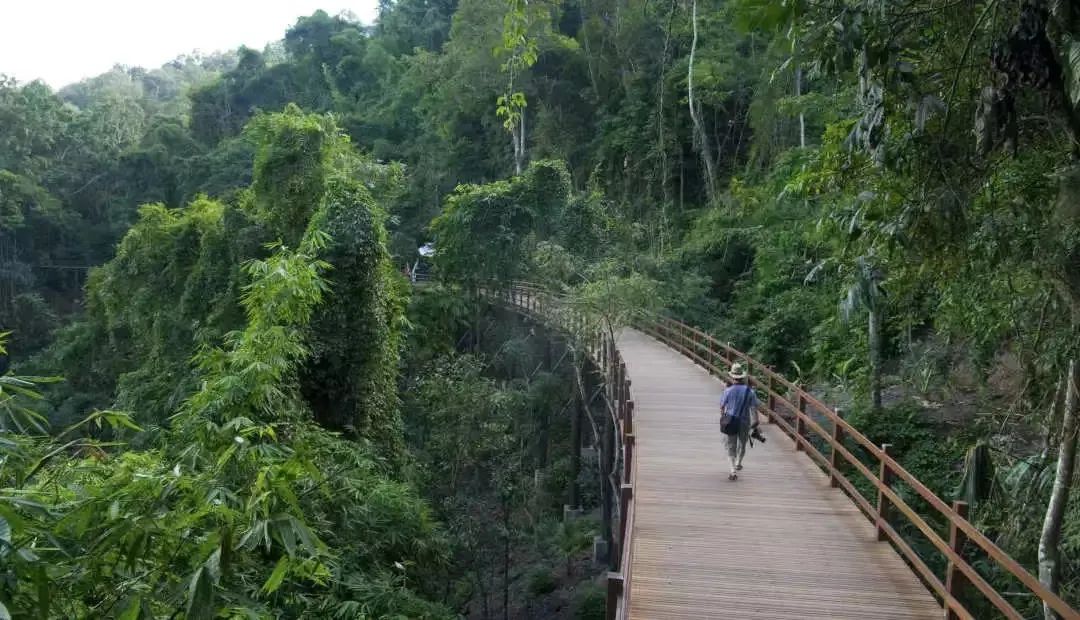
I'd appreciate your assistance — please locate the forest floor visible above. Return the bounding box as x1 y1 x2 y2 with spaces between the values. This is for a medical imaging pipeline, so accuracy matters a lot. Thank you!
462 513 607 620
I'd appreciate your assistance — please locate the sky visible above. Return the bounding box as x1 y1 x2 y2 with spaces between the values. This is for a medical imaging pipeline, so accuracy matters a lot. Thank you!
0 1 380 88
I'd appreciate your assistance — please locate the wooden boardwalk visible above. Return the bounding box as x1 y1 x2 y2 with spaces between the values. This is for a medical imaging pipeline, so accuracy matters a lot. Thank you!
618 329 941 620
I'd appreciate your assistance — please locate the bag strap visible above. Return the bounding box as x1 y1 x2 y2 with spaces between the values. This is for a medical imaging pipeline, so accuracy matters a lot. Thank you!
740 384 757 419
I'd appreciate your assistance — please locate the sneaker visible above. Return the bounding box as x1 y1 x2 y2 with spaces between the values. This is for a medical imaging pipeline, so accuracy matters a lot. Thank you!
728 473 738 481
736 464 743 471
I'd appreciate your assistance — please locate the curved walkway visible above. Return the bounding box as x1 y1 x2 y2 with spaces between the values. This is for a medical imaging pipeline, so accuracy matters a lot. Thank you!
619 329 940 619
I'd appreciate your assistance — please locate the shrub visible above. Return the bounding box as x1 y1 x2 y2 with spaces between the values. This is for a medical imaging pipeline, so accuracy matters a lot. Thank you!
527 568 558 597
573 583 606 620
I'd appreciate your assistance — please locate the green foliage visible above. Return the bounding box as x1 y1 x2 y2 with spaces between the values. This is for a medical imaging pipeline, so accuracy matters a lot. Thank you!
248 105 332 245
431 159 572 284
2 227 449 619
10 0 1080 612
301 176 406 463
573 583 606 620
526 568 557 597
567 265 664 340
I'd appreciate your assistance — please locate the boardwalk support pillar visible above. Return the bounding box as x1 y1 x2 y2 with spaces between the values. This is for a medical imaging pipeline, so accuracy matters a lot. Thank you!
876 443 894 541
606 573 624 620
617 486 630 548
593 535 610 565
945 500 971 620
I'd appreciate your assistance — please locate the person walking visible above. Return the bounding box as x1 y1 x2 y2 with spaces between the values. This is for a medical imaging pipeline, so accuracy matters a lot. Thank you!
719 362 760 481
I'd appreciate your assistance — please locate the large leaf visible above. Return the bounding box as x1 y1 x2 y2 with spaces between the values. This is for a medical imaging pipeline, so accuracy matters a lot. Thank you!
185 566 215 620
1067 35 1080 108
954 442 997 505
118 597 142 620
0 516 9 554
262 556 290 594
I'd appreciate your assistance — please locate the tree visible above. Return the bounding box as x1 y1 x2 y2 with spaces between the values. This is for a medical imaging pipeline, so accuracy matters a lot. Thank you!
687 0 717 204
1040 359 1080 619
495 0 540 175
839 256 887 413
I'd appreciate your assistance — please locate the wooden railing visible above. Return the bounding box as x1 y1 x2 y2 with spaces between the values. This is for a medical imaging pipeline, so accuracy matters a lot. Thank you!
636 315 1080 620
490 283 637 620
481 281 1079 620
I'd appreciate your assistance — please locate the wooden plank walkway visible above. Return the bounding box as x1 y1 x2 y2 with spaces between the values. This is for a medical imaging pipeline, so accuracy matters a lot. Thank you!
618 329 942 620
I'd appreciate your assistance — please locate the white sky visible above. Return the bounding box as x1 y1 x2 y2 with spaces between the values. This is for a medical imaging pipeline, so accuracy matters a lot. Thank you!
0 1 380 88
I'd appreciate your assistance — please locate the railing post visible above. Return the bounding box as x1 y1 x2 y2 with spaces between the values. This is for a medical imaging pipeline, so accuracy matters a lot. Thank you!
830 408 844 488
607 349 616 404
618 483 633 550
623 378 632 420
624 401 634 435
945 500 971 620
706 335 714 375
606 573 624 620
602 338 609 379
795 393 807 451
876 443 894 541
766 372 776 419
623 434 635 481
618 362 628 419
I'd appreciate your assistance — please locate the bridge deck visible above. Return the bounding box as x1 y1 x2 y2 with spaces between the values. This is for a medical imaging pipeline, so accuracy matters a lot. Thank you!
619 329 941 619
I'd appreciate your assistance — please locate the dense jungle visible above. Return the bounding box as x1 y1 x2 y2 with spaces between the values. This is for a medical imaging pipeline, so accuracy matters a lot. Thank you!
2 0 1080 618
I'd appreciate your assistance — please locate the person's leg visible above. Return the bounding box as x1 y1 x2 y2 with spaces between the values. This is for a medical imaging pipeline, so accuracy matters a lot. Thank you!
725 433 738 479
735 425 750 469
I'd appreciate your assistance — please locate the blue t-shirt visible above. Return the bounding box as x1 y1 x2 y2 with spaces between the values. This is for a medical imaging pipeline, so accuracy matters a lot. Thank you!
720 384 759 419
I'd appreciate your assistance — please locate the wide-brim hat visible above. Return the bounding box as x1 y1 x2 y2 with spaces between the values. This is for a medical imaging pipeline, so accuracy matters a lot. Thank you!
730 363 748 380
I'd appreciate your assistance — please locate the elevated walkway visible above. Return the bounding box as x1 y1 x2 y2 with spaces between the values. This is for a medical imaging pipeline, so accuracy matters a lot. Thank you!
619 329 939 619
486 281 1080 620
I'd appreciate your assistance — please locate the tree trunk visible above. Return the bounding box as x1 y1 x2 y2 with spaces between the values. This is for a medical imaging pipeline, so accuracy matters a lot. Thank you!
579 0 601 99
538 339 553 468
569 386 582 509
513 108 526 175
478 565 491 620
796 67 806 148
471 285 484 352
655 0 678 254
502 506 511 620
869 307 883 412
1039 359 1080 620
687 0 717 204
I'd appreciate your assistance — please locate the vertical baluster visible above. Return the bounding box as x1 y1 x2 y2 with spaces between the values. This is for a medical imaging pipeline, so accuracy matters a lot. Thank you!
610 357 620 417
623 400 635 482
618 484 633 554
708 335 716 376
830 408 844 488
876 443 894 541
795 393 807 451
766 372 776 423
945 500 971 619
618 362 628 421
